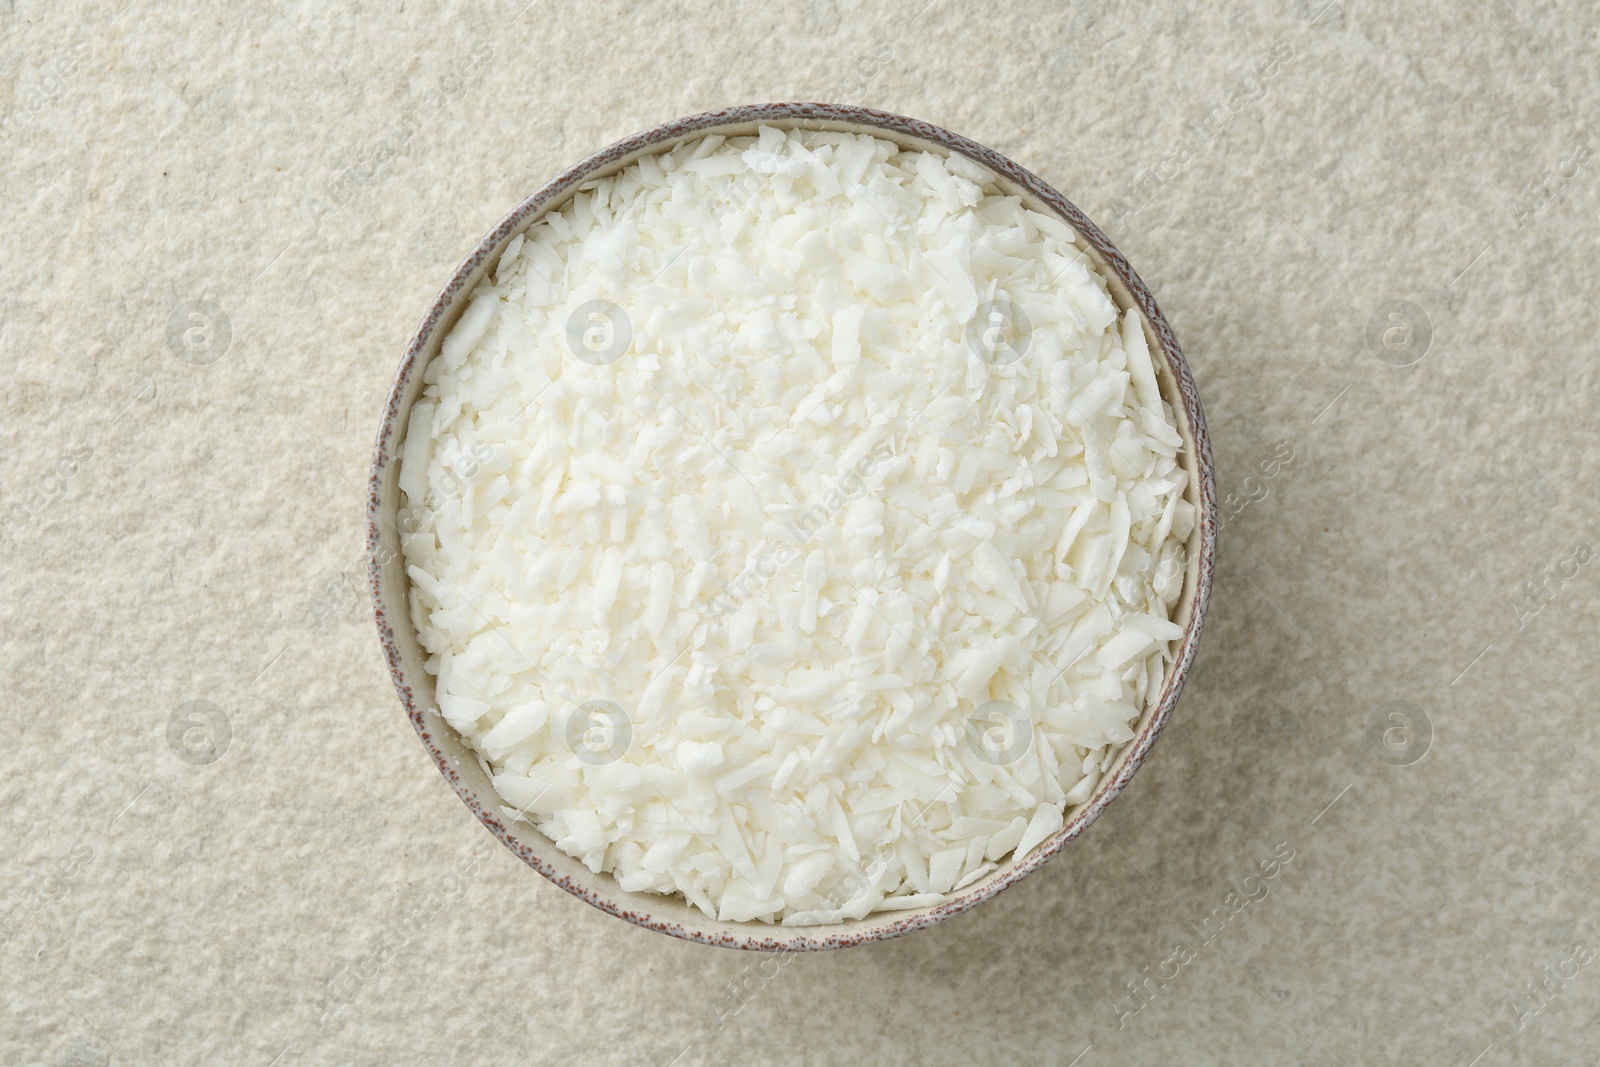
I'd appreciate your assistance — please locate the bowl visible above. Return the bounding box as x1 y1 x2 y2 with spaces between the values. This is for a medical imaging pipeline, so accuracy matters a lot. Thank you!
368 102 1216 950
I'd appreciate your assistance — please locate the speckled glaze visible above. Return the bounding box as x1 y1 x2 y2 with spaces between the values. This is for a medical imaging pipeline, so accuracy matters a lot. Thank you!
368 103 1216 951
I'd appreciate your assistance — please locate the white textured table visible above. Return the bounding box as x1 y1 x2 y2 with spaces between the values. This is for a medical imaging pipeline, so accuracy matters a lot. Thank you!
4 2 1597 1063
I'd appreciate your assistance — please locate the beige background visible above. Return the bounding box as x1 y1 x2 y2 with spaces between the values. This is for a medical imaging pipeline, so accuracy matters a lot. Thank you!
4 0 1598 1063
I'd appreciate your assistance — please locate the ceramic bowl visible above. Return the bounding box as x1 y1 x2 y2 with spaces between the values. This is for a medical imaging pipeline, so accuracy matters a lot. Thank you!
368 102 1216 950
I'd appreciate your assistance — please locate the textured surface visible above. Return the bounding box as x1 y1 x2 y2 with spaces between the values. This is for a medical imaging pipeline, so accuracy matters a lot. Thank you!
3 2 1598 1064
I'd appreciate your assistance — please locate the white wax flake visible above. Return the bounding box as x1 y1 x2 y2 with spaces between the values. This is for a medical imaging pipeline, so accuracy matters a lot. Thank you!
400 127 1190 926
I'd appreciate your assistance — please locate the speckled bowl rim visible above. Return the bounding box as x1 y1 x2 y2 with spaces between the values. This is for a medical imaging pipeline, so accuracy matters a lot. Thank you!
369 102 1216 951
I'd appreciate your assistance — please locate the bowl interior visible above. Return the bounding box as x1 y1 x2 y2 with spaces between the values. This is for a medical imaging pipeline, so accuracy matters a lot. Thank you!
368 104 1215 950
